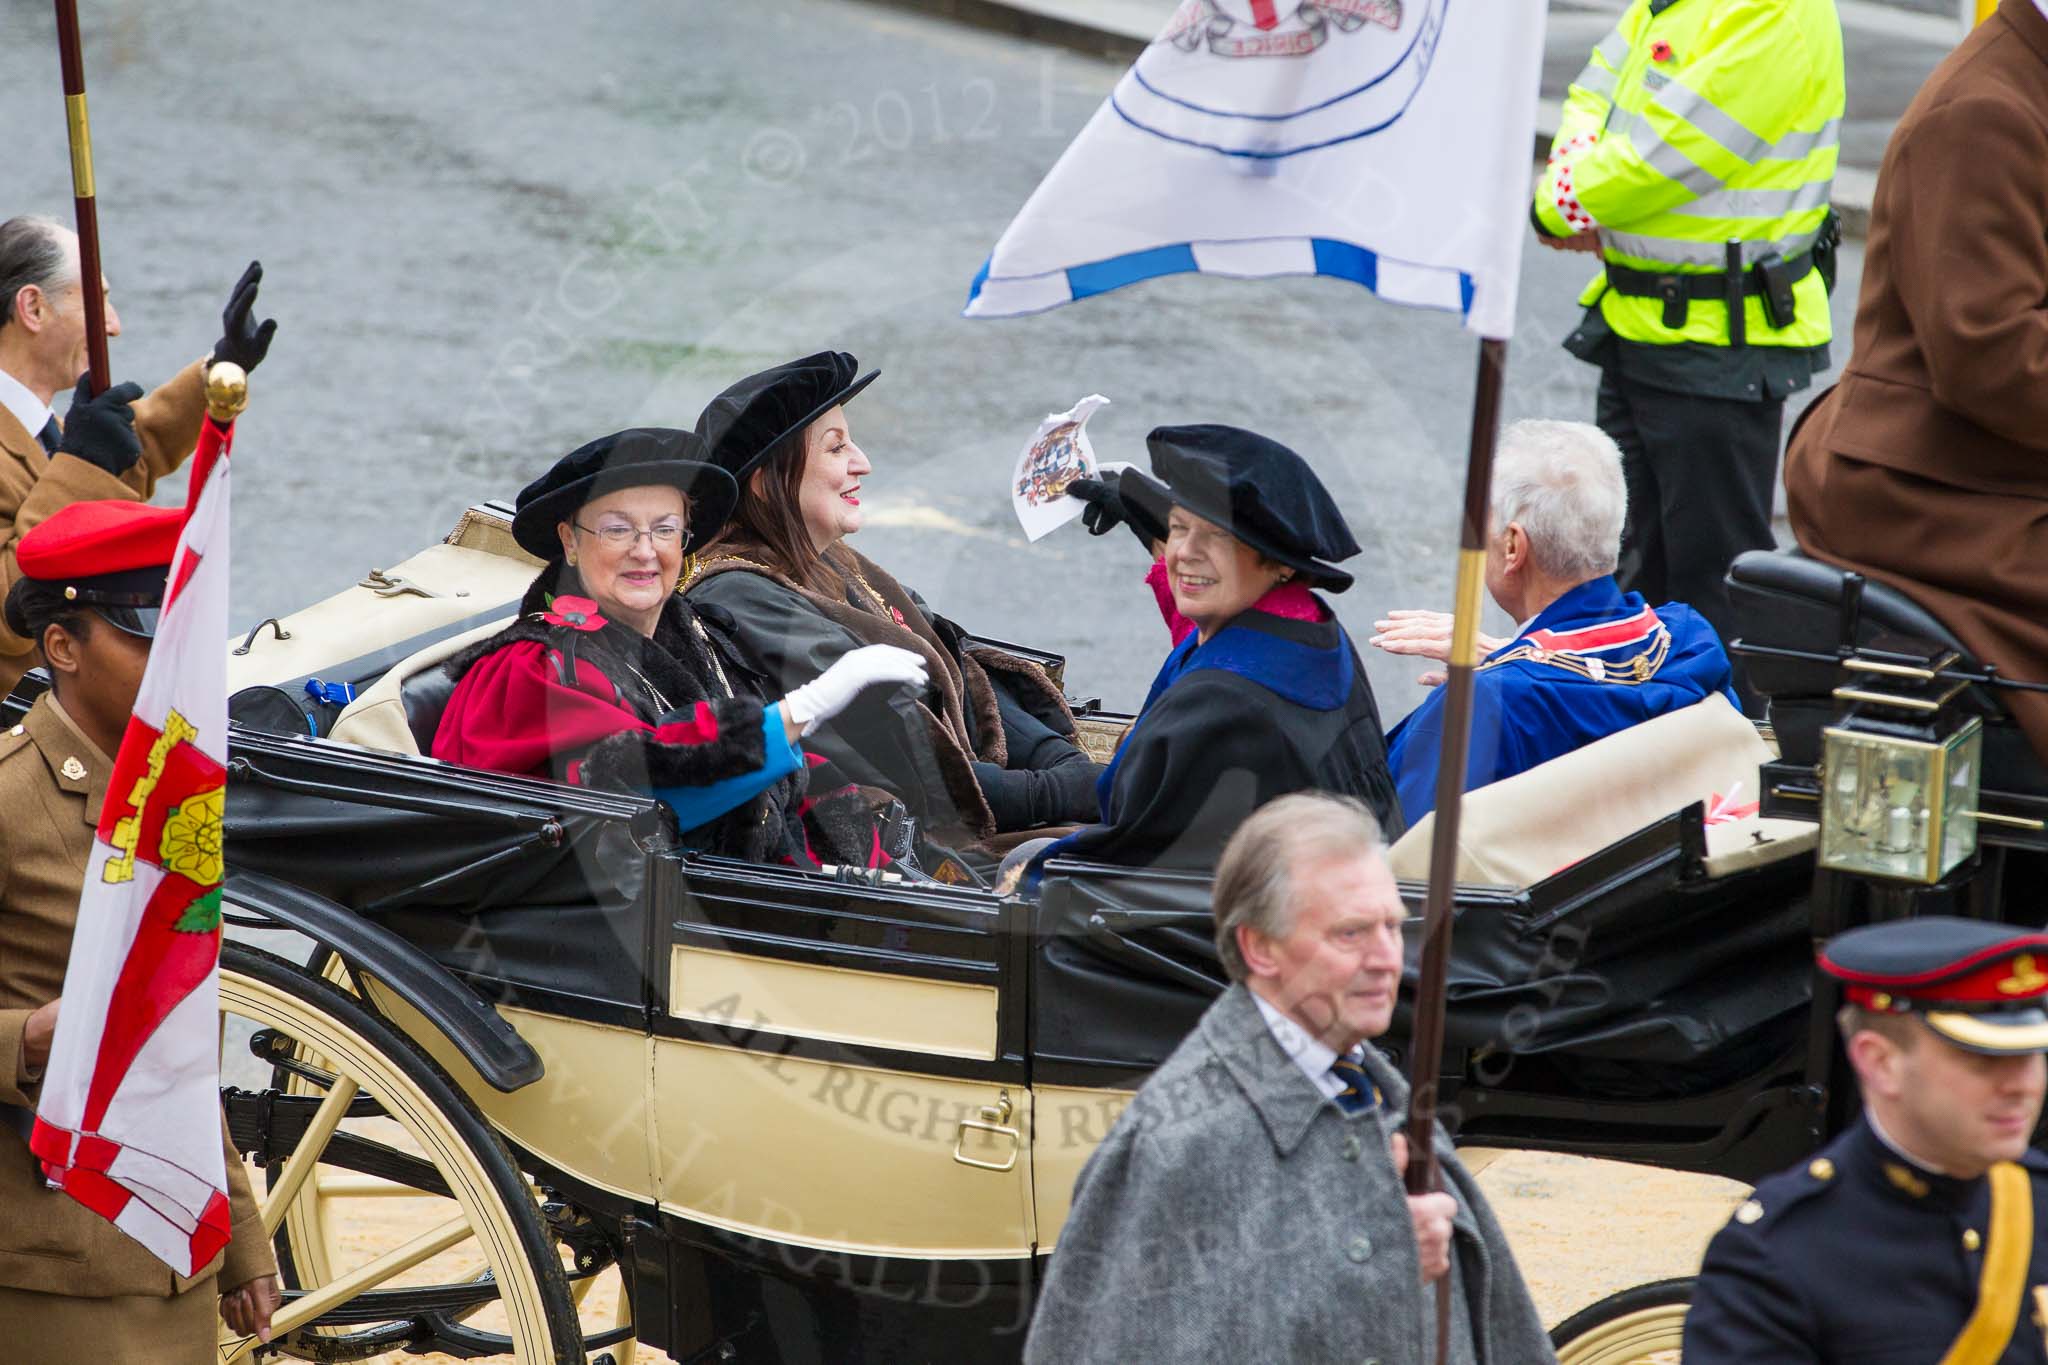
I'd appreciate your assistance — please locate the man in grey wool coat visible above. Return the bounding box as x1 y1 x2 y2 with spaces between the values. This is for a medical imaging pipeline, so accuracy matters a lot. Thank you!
1024 792 1555 1364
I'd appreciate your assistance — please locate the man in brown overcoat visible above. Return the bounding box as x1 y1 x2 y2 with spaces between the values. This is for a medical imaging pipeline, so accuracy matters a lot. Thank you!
0 215 274 697
1783 0 2048 761
0 499 278 1360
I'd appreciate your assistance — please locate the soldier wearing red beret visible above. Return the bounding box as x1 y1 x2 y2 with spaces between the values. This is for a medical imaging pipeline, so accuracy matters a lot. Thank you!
0 501 279 1359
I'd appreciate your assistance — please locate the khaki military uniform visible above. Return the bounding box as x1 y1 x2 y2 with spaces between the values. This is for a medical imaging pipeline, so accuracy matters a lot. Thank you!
0 691 271 1362
0 360 207 696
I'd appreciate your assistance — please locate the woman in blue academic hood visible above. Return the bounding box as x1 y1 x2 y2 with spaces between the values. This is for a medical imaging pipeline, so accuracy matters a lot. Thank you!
1028 424 1404 877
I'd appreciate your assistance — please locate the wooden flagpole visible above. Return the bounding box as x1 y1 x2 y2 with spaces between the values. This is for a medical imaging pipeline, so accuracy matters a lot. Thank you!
53 0 111 396
1404 335 1509 1363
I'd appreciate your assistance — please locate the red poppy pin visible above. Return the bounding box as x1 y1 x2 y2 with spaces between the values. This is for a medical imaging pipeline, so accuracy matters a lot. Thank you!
1650 39 1674 62
541 595 607 632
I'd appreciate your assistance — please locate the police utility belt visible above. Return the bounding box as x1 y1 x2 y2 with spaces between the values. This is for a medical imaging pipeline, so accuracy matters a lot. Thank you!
1601 214 1839 346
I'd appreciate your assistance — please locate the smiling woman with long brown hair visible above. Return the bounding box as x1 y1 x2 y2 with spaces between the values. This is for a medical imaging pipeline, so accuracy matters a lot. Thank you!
685 352 1101 862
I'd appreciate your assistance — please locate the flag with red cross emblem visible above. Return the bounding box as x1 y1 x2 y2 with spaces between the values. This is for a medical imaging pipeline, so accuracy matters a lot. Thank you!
29 416 234 1275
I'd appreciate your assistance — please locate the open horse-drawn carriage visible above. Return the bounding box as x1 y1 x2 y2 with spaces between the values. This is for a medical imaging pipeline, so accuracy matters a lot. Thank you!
12 500 2037 1363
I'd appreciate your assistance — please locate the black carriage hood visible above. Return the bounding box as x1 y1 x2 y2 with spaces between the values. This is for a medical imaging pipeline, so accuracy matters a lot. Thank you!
226 724 668 1018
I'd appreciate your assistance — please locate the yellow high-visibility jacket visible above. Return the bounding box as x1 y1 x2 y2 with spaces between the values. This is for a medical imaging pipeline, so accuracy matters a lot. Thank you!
1535 0 1845 350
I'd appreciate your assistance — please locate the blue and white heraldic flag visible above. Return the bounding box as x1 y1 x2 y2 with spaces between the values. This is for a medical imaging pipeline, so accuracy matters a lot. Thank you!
965 0 1547 339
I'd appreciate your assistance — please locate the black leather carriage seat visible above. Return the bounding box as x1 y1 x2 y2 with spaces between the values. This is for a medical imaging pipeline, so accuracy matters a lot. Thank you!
399 663 462 752
1727 549 1966 659
1726 550 2046 796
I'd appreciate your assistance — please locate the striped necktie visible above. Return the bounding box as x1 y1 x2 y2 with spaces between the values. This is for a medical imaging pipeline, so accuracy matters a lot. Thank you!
1329 1055 1380 1116
36 418 59 454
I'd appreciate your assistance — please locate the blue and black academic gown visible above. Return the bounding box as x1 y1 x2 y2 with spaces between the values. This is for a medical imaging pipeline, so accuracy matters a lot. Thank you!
1684 1114 2048 1363
1386 576 1738 825
1037 608 1403 874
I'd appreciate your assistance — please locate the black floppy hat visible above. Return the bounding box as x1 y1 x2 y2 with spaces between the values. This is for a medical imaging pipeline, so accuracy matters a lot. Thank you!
510 428 739 560
694 351 880 483
1121 424 1362 593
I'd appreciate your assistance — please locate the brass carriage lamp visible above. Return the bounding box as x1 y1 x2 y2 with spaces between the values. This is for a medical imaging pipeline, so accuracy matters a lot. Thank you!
1819 689 1982 884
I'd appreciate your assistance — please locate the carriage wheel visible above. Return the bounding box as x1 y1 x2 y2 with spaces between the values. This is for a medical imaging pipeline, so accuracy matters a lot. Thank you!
218 941 585 1363
296 947 643 1362
1549 1277 1692 1364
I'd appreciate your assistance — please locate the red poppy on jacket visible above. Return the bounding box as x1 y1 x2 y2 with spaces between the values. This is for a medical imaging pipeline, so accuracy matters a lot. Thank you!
541 595 607 632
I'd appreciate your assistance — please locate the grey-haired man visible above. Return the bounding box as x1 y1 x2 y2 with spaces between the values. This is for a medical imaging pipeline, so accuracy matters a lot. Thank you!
1025 792 1554 1364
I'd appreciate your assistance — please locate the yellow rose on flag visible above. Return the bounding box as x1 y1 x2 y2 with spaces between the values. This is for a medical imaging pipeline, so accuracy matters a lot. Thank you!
158 784 224 886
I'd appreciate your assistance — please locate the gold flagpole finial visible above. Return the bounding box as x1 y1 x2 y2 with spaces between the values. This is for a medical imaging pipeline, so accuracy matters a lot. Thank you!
204 362 248 423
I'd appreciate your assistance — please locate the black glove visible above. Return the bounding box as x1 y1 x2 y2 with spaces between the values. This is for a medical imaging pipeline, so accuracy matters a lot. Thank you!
56 375 145 476
1067 475 1124 536
211 261 276 374
1069 470 1167 552
973 748 1103 830
1043 747 1105 823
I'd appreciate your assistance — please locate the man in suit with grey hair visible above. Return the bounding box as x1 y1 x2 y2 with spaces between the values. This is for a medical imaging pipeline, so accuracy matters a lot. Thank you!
0 215 273 696
1025 791 1554 1364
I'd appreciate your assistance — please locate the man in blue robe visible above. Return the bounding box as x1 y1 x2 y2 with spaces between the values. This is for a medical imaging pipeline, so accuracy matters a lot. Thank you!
1376 420 1737 826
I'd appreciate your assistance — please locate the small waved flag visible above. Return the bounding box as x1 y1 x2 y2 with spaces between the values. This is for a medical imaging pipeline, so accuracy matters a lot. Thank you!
965 0 1547 338
30 414 234 1274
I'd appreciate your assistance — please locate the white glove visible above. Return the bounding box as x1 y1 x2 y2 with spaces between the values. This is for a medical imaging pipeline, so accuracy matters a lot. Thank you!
783 644 929 736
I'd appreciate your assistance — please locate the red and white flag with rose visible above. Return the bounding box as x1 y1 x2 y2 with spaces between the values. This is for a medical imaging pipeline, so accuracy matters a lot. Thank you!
29 416 234 1274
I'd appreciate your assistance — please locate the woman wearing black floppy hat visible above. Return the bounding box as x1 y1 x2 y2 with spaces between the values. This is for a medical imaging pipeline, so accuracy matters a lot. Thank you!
1027 424 1404 875
685 353 1102 855
430 427 927 865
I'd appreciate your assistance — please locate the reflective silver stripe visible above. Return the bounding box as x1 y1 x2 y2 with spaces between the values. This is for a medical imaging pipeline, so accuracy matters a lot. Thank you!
1650 77 1768 160
1767 119 1842 161
1573 62 1618 100
1603 227 1821 268
1669 179 1834 221
1629 117 1721 194
1593 28 1630 68
1650 77 1842 165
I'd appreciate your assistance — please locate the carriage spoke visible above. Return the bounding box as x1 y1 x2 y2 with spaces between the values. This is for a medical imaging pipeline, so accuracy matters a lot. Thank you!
222 1212 477 1361
311 1170 419 1198
261 1074 359 1236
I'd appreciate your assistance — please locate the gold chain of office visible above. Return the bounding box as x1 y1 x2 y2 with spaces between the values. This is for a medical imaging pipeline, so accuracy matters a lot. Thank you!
1478 626 1673 685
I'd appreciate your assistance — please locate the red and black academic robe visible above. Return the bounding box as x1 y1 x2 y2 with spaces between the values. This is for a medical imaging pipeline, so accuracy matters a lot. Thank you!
431 571 874 867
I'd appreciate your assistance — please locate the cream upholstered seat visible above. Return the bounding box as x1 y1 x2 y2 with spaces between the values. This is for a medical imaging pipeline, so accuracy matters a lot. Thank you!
1385 693 1816 889
327 618 513 756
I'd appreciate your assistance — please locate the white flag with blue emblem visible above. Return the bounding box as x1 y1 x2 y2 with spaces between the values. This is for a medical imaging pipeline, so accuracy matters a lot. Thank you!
965 0 1546 338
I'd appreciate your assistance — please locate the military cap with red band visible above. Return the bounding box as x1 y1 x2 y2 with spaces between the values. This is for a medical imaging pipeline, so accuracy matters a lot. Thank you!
1821 916 2048 1055
12 500 181 639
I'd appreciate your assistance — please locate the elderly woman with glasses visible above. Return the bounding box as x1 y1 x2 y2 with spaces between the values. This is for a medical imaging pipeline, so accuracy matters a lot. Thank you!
431 427 926 865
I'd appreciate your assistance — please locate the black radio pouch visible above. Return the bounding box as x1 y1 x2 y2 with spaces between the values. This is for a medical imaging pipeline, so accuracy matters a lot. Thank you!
1754 252 1798 329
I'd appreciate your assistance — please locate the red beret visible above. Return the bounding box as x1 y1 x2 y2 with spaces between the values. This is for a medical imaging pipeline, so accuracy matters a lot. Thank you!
16 500 182 582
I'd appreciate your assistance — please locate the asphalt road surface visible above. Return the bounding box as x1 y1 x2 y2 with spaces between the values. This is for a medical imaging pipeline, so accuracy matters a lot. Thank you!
0 0 1864 720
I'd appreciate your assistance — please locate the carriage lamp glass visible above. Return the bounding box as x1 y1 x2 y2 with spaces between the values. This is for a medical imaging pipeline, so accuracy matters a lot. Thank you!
1819 717 1982 883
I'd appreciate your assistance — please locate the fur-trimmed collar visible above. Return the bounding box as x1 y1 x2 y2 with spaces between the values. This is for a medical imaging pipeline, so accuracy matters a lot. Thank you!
445 562 733 720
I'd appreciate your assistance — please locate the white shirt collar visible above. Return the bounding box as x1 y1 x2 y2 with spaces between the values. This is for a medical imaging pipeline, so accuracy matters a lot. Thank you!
1866 1107 1958 1177
0 366 51 446
1251 990 1352 1100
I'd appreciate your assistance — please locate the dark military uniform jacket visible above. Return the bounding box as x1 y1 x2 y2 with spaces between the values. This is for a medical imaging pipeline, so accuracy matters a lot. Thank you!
0 693 271 1299
1686 1115 2048 1362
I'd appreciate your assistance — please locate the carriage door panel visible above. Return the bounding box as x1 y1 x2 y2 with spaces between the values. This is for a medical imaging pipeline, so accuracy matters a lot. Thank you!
650 863 1035 1261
